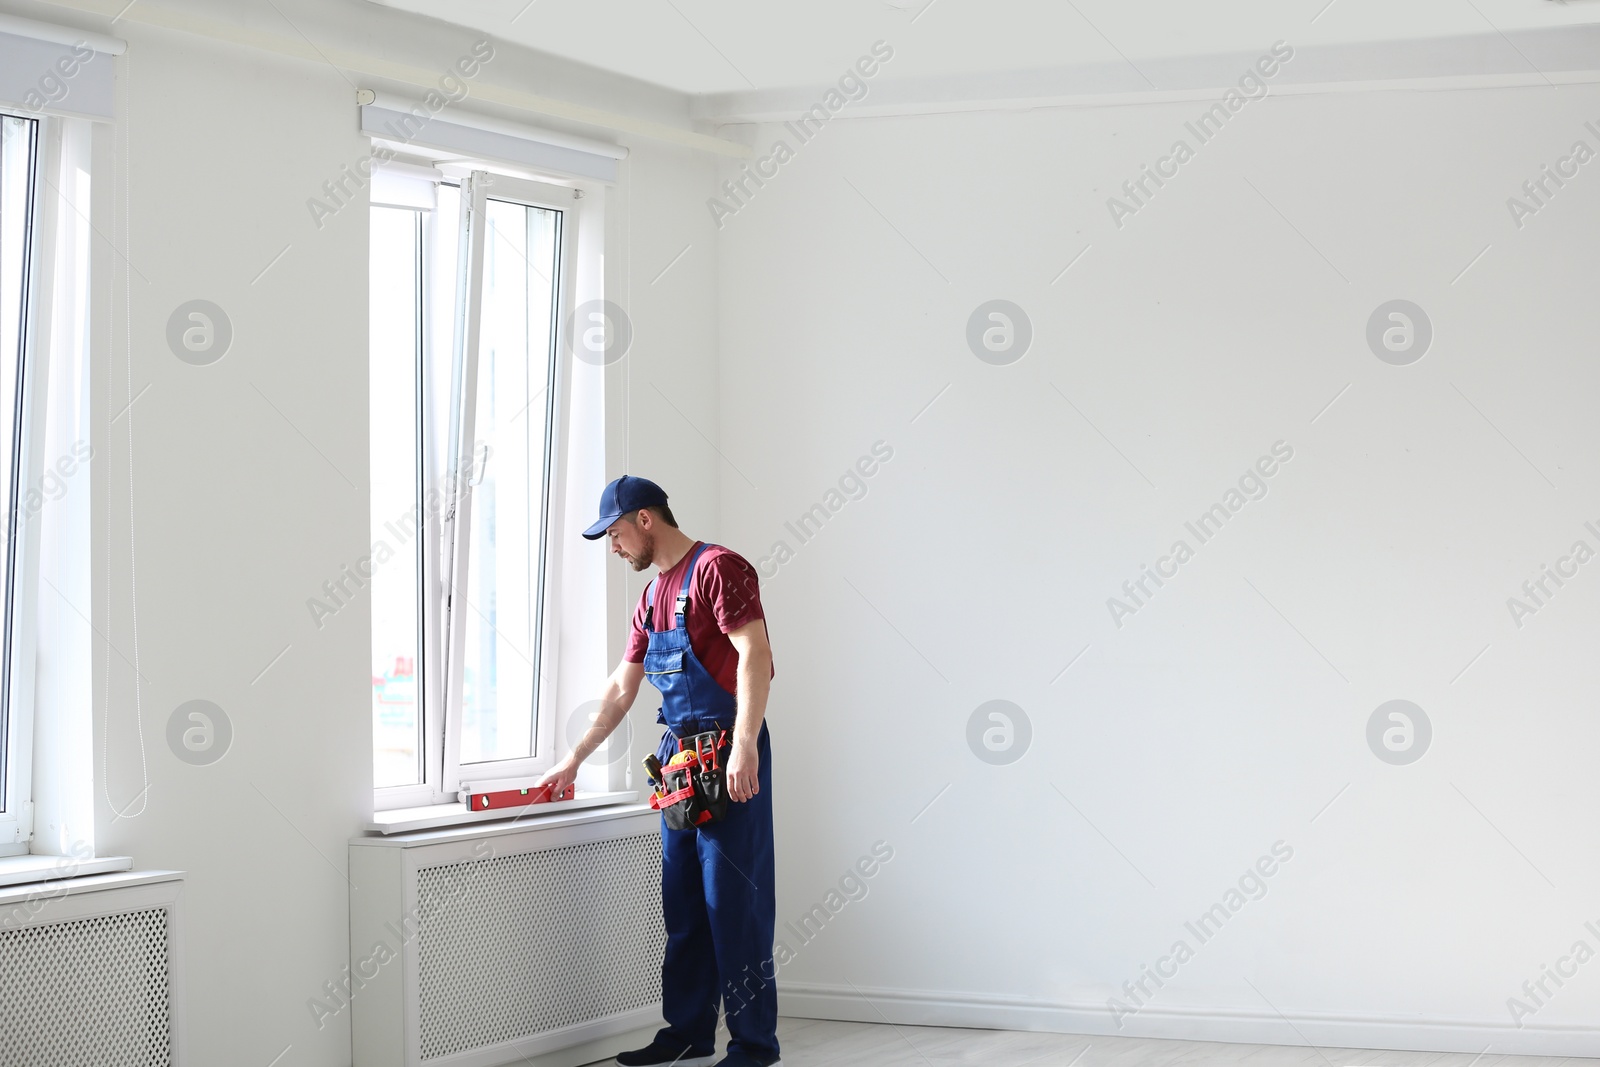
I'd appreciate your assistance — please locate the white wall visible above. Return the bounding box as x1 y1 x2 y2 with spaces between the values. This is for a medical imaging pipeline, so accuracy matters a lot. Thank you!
717 82 1600 1054
0 3 725 1064
87 24 372 1066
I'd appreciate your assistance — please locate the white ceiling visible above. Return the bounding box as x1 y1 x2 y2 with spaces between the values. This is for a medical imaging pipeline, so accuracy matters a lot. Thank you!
365 0 1600 96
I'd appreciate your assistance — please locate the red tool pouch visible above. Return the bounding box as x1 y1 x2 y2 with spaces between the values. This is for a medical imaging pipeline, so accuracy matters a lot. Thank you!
649 729 730 830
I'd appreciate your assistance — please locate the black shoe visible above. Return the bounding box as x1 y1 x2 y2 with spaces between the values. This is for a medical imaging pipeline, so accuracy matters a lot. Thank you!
710 1051 781 1067
614 1038 718 1066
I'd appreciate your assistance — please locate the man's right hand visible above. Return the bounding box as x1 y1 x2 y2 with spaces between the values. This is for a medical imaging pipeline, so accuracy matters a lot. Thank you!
539 755 580 796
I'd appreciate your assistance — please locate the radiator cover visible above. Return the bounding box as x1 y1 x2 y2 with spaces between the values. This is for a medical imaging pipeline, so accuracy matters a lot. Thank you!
416 835 664 1058
351 805 665 1067
0 872 185 1067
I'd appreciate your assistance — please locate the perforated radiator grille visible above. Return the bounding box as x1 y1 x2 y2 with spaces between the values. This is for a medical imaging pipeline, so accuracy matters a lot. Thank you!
0 907 172 1067
416 832 665 1060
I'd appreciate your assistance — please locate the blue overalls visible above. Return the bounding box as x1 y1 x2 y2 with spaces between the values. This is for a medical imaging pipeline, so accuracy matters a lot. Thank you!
642 543 779 1063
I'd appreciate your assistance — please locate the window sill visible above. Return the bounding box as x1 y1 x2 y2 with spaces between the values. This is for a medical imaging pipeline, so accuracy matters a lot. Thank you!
365 789 640 835
0 853 133 889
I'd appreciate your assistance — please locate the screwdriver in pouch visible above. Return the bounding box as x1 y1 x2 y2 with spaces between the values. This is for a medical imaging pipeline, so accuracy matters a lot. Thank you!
643 754 665 792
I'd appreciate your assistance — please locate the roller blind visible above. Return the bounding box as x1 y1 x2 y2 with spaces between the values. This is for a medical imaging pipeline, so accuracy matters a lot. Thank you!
359 92 628 184
0 15 123 121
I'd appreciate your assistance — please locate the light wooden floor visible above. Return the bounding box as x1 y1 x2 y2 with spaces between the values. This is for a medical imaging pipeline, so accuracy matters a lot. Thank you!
656 1017 1600 1067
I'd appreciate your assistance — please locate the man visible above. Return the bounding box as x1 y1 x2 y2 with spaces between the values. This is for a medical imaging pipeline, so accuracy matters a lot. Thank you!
540 475 781 1067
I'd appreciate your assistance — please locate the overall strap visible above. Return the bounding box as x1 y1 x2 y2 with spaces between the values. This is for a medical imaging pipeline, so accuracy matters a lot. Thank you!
674 543 712 629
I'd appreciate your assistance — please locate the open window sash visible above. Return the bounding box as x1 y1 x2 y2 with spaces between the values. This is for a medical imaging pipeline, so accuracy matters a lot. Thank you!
440 171 578 799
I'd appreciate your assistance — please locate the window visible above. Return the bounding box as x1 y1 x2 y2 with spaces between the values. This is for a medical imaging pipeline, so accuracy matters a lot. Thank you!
370 202 426 791
0 115 39 853
370 169 579 809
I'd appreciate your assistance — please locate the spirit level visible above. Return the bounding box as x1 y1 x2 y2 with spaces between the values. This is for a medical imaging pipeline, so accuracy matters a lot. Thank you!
464 781 575 811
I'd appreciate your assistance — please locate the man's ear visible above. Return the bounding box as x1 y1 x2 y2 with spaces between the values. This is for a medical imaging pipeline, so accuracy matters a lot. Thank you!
633 508 651 531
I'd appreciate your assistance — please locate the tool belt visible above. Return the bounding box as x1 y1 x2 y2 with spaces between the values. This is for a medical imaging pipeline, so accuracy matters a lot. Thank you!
649 729 730 830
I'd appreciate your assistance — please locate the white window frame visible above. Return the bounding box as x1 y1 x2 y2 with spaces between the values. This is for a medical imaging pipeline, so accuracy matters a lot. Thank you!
369 198 433 811
0 110 49 854
373 166 585 812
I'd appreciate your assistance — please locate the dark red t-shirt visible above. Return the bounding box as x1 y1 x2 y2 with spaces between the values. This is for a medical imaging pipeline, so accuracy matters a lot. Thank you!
625 542 772 695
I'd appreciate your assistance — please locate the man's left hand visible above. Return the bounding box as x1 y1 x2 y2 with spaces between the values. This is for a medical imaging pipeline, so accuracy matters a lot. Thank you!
726 742 760 802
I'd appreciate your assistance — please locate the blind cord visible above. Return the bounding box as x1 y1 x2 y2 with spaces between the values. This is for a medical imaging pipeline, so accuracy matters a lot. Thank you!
101 55 147 821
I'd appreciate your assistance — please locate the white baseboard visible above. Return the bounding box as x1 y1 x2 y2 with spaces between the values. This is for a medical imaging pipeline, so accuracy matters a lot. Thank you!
777 982 1600 1059
438 1007 664 1067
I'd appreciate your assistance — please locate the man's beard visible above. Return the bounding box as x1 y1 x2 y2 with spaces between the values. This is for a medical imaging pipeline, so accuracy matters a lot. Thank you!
625 531 655 572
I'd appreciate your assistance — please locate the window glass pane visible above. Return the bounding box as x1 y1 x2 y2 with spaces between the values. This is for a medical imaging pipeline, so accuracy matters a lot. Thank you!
369 205 423 789
0 116 36 809
459 198 560 765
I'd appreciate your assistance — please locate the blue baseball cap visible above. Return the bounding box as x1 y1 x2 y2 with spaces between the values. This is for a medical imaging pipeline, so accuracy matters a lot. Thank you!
582 475 669 540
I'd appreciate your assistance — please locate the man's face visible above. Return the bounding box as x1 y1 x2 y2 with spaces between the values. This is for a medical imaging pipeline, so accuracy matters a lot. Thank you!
607 512 654 572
